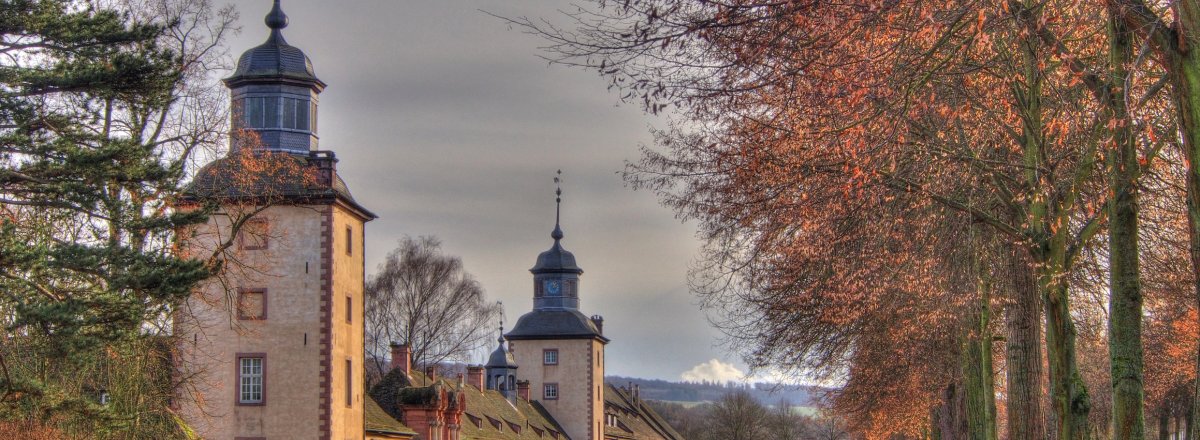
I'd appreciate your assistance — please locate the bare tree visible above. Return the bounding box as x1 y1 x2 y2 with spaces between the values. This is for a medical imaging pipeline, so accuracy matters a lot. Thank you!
364 236 500 383
704 390 770 440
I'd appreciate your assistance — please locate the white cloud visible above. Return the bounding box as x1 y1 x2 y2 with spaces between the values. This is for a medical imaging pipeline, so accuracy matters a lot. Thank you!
681 359 747 384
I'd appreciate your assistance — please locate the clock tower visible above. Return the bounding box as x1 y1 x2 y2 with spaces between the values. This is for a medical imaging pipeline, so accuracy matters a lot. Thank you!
506 179 608 440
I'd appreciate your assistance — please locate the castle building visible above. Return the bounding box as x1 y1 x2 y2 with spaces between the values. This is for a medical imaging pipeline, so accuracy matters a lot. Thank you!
368 194 684 440
175 1 375 439
176 3 683 440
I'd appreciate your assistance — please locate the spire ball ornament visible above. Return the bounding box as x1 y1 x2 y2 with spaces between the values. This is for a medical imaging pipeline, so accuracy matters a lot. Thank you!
265 0 288 29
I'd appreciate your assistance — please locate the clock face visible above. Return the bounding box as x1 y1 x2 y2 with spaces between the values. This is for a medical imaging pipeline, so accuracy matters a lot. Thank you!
545 280 561 295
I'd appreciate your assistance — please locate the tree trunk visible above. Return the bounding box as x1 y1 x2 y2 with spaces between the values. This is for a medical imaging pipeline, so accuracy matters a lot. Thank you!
1106 8 1146 440
1018 0 1091 432
1043 268 1091 440
1158 3 1200 440
964 255 998 440
1187 404 1194 440
1006 248 1047 440
1164 410 1173 440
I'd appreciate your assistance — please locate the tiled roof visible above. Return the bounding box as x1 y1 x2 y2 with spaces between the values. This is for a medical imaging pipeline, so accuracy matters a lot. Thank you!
379 370 569 440
185 151 376 220
366 397 417 437
604 384 686 440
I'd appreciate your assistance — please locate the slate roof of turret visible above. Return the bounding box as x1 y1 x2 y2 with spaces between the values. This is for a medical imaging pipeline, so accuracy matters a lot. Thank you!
224 0 324 88
506 309 607 342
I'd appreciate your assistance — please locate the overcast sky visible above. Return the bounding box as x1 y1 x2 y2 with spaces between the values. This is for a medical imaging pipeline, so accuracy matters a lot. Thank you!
223 0 748 383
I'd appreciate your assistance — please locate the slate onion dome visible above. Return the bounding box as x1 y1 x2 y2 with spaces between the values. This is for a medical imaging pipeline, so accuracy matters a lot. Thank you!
224 0 324 89
487 333 518 369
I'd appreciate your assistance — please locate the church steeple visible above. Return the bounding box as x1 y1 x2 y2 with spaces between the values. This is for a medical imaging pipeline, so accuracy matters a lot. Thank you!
225 0 324 153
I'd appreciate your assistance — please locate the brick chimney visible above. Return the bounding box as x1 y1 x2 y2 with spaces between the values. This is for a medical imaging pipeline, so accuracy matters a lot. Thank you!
309 150 337 187
591 315 604 334
517 380 531 401
426 364 439 382
466 365 485 390
390 343 411 376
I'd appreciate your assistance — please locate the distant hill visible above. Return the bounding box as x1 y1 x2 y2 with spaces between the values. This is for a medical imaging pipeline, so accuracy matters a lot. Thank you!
606 375 829 408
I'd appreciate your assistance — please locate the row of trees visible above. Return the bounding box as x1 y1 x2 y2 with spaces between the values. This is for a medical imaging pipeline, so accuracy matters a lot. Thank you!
647 390 848 440
512 0 1200 438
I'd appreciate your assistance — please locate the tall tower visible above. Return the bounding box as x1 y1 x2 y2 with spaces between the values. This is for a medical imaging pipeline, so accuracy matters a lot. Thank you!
506 179 608 440
175 2 375 439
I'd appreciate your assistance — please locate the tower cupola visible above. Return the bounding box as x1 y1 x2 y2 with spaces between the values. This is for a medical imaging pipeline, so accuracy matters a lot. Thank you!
485 331 518 399
506 173 607 343
225 0 324 154
530 173 583 310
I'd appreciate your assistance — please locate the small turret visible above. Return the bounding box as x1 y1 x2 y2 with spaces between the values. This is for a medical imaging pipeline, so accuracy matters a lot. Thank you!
485 329 518 399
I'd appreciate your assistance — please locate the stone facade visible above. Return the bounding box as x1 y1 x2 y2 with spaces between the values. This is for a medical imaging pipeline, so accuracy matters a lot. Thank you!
175 200 369 440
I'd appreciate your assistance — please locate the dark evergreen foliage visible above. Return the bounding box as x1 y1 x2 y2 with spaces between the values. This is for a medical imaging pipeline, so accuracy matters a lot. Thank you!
0 0 216 431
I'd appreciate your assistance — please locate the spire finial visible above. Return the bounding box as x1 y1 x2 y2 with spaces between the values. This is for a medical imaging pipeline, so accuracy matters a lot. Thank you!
497 307 506 344
552 170 564 241
266 0 289 30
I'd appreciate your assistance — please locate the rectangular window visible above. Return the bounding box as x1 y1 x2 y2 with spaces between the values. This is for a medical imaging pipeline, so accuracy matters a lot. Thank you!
296 98 310 131
239 218 269 250
345 359 353 407
263 96 279 128
283 97 297 129
237 355 265 405
237 289 267 320
242 97 280 128
543 383 559 400
543 349 558 365
243 97 262 128
346 295 353 323
280 98 311 130
345 226 353 255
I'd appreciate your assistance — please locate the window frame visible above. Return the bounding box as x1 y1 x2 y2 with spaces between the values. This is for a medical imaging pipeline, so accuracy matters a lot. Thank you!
345 225 353 255
543 349 559 366
345 358 353 407
236 353 267 406
238 218 269 250
543 383 559 400
236 288 268 321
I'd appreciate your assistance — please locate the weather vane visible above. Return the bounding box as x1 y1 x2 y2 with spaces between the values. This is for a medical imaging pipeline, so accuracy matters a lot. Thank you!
554 170 563 229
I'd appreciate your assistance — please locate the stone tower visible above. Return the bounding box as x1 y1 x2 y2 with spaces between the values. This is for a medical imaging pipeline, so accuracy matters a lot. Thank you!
174 2 375 439
506 183 608 440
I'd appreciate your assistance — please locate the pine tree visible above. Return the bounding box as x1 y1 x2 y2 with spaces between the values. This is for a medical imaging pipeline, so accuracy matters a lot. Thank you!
0 0 232 431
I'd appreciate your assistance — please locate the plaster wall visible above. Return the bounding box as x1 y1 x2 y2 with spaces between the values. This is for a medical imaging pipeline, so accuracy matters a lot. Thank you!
328 204 367 440
175 203 363 440
510 338 605 440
